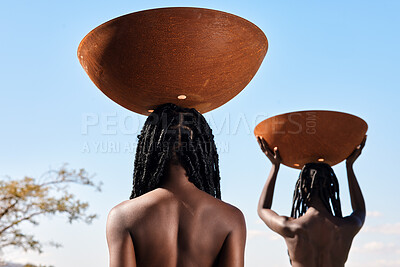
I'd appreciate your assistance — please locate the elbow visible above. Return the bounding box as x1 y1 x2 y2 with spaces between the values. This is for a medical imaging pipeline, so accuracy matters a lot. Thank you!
257 199 270 217
257 204 265 218
359 211 367 226
257 207 263 218
351 210 366 229
356 215 366 229
356 202 367 221
257 206 270 221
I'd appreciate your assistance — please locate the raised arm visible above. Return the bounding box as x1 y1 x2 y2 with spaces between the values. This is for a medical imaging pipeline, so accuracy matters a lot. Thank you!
256 137 294 237
345 135 367 229
106 206 136 267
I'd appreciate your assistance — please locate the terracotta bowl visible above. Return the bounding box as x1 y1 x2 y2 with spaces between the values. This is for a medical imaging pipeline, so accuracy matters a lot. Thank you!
78 7 268 115
254 110 368 169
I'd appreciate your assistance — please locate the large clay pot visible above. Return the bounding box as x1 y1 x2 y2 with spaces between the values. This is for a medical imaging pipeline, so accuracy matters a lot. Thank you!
254 110 368 169
78 7 268 115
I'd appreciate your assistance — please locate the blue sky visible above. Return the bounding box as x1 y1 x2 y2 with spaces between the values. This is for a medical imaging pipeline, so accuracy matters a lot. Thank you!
1 0 400 266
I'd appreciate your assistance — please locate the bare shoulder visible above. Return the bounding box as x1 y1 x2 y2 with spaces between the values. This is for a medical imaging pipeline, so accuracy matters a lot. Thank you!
338 212 365 236
106 199 135 230
106 199 131 235
220 201 245 223
201 193 246 229
225 203 246 232
292 211 363 239
107 189 170 223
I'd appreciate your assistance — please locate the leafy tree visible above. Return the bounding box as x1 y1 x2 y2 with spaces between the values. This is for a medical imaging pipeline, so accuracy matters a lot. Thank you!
0 164 101 255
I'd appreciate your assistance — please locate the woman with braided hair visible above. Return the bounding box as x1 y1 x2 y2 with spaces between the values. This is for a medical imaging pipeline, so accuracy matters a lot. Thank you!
106 103 246 267
257 135 367 267
291 162 343 219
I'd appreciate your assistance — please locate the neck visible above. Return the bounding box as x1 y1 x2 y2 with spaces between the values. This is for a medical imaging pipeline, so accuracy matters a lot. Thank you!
308 194 330 213
160 162 195 192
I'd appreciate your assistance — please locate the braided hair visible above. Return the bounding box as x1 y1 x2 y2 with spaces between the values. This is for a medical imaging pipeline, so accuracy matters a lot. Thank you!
290 162 342 218
129 103 221 199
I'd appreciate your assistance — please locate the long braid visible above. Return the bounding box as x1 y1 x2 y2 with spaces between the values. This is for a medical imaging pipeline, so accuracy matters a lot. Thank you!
288 162 344 265
290 162 343 219
130 103 221 199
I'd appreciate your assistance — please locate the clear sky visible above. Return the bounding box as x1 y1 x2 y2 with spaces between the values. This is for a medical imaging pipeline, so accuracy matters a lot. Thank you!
1 0 400 266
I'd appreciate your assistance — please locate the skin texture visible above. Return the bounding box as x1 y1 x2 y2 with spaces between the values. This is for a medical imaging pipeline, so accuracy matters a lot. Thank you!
106 163 246 267
257 136 367 267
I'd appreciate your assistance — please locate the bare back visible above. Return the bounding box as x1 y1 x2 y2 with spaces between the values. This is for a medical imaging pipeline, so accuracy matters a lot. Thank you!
106 184 246 267
256 135 366 267
283 208 361 267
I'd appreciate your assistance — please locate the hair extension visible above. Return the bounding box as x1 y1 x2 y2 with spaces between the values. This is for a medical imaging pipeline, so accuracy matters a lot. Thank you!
129 103 221 199
290 162 342 219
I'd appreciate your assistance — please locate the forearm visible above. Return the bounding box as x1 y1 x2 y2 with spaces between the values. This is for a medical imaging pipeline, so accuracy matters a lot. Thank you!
258 164 280 212
346 163 366 215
